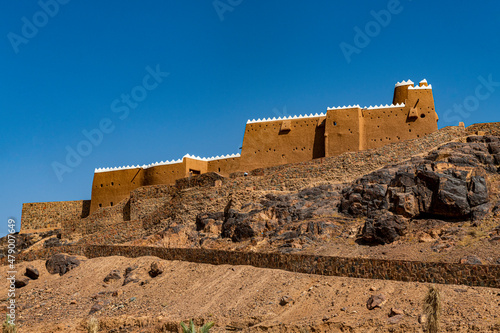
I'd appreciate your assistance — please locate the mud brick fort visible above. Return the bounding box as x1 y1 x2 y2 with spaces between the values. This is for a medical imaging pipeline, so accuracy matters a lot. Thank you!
22 79 438 228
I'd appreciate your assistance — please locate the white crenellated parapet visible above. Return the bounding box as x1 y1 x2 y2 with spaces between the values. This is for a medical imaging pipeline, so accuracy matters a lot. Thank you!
183 153 241 161
95 153 242 173
326 104 361 111
419 79 428 84
365 103 405 110
247 113 326 124
408 84 432 90
395 79 414 87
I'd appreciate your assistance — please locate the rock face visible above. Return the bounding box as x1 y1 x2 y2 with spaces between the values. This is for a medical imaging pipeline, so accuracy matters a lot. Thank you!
341 136 499 244
45 254 80 276
208 185 343 244
360 212 408 245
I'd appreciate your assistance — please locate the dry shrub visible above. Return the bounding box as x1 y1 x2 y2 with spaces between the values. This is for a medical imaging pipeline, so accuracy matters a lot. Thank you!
423 285 441 333
87 316 99 333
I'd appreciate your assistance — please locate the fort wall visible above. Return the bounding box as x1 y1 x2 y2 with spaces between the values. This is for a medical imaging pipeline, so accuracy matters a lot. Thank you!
88 80 438 213
239 116 325 170
21 200 90 231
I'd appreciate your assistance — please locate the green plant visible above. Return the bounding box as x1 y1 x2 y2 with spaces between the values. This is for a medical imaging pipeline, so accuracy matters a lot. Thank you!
423 285 441 333
87 316 99 333
180 319 214 333
2 315 17 333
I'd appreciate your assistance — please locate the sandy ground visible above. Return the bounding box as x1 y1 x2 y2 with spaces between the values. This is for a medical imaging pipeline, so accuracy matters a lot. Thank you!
1 256 499 332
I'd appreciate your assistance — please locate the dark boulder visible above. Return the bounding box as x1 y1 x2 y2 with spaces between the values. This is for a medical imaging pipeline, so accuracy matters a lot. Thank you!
25 265 39 280
45 253 80 276
15 276 30 288
149 262 164 278
459 255 482 265
103 269 122 283
360 213 408 245
221 218 255 242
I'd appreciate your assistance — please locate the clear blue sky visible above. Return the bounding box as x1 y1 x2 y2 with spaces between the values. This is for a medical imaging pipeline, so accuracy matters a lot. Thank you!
2 1 500 236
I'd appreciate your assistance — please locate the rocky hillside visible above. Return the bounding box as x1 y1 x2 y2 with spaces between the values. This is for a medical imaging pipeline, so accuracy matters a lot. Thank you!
4 124 500 333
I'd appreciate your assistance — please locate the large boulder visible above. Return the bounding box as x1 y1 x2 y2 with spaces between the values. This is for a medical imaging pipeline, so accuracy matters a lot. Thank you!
45 253 80 276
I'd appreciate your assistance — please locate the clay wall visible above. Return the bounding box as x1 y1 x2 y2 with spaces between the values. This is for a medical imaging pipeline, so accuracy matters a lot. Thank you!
21 200 90 231
239 116 325 171
90 168 144 213
142 162 185 187
8 245 500 288
325 108 362 156
207 157 241 176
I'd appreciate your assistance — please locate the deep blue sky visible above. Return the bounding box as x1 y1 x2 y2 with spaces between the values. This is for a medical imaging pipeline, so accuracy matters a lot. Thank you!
2 1 500 236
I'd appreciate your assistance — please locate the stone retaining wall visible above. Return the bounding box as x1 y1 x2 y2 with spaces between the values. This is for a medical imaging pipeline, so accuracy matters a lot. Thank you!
6 245 499 288
21 200 90 231
467 122 500 136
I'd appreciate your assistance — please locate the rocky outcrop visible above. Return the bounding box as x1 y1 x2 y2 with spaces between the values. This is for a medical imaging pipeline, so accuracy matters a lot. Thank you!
341 136 499 243
207 185 343 244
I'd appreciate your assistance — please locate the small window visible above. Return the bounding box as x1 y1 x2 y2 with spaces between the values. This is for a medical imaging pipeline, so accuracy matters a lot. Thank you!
333 122 337 126
189 169 201 175
420 114 426 118
100 184 103 187
110 202 113 206
111 182 114 186
99 204 102 208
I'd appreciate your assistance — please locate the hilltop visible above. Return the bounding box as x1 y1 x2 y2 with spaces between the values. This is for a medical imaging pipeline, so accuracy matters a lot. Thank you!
3 122 500 332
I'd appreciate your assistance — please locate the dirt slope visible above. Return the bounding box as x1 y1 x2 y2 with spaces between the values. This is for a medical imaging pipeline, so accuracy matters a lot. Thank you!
2 256 499 332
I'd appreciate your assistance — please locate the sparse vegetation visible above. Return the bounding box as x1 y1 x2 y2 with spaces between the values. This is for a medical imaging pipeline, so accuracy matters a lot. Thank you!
86 316 99 333
423 286 441 333
2 315 16 333
180 319 214 333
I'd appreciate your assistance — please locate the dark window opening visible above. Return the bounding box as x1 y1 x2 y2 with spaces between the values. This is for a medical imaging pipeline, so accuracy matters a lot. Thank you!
420 114 426 118
110 202 113 206
99 204 102 208
100 184 103 187
189 169 201 175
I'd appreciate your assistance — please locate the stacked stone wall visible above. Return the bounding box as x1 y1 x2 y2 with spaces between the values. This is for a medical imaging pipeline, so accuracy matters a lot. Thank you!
21 200 90 231
6 245 499 288
467 122 500 136
130 185 175 221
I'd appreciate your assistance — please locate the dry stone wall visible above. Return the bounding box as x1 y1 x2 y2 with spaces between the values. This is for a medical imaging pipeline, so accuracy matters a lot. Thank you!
21 200 90 231
467 122 500 136
6 245 500 288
